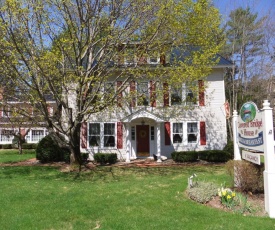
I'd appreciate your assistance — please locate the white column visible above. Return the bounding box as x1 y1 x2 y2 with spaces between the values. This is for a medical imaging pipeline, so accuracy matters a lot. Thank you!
156 123 162 163
262 100 275 218
125 123 131 163
232 110 241 160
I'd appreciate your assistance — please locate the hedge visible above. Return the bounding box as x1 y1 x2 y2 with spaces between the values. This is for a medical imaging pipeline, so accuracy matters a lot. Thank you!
171 151 198 162
94 153 117 165
172 150 231 163
199 150 231 162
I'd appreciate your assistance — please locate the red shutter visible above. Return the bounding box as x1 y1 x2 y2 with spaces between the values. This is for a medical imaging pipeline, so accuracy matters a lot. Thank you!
200 121 206 145
163 82 169 106
150 81 156 107
117 122 123 149
164 122 171 145
117 81 122 107
130 81 136 107
160 54 166 65
81 122 87 149
198 80 205 106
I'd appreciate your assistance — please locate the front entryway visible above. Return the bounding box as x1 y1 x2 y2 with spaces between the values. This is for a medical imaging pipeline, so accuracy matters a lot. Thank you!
136 125 150 157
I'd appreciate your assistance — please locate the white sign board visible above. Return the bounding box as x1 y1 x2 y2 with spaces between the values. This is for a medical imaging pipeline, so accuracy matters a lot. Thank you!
237 102 264 151
242 150 261 165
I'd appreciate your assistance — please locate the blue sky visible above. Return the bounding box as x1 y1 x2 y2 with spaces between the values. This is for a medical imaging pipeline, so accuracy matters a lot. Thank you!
213 0 275 23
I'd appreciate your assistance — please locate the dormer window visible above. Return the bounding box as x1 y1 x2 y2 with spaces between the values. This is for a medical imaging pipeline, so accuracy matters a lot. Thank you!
147 56 160 64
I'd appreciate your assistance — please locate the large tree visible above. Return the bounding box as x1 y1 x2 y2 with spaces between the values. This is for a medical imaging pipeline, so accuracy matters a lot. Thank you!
0 0 223 168
223 7 266 110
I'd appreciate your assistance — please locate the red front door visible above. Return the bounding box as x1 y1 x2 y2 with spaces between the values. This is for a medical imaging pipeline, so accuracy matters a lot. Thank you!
136 125 150 157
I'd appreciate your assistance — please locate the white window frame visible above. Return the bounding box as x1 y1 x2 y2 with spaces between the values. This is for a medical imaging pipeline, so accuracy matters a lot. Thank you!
0 129 14 143
137 82 150 106
26 129 48 143
172 121 199 145
88 122 116 149
170 83 198 106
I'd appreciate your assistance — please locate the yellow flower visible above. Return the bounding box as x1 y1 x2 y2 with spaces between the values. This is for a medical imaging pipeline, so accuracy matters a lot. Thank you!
232 192 236 197
227 195 231 200
222 191 227 196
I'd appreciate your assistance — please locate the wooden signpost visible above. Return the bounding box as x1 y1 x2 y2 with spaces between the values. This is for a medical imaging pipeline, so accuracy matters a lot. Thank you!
233 100 275 218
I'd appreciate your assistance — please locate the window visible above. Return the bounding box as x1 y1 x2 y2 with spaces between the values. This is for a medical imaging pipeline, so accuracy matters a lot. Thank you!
151 126 154 140
131 126 135 140
171 83 197 106
104 82 115 101
32 130 45 142
89 123 100 147
88 123 116 148
0 129 14 142
104 123 115 147
171 86 182 105
137 82 149 106
187 122 198 143
125 48 136 65
173 123 183 143
172 122 199 144
147 56 160 64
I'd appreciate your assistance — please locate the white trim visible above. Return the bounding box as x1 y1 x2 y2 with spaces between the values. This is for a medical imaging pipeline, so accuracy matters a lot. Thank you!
171 121 199 146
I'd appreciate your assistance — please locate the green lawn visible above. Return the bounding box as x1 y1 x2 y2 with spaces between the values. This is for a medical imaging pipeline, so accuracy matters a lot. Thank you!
0 163 275 230
0 149 36 163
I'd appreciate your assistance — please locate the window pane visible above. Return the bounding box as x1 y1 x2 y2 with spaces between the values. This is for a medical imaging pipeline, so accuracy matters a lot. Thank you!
173 123 183 143
89 123 100 147
187 123 197 132
89 123 100 135
187 122 198 143
104 123 115 135
104 123 115 147
137 82 149 106
171 86 182 105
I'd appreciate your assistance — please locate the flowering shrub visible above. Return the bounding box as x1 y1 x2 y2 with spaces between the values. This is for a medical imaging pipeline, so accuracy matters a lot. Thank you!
218 187 236 208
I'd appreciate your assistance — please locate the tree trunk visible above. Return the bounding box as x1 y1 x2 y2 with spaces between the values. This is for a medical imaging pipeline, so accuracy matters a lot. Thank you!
69 123 82 172
18 137 23 155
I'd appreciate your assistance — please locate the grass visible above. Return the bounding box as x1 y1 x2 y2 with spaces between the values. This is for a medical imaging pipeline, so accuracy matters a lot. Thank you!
0 149 36 163
0 151 275 229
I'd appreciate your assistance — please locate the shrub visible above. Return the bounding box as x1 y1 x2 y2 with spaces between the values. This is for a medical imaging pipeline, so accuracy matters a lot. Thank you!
171 151 198 162
22 143 33 149
32 144 38 149
2 144 12 149
199 150 231 162
225 160 264 193
223 141 234 159
94 153 117 165
186 181 219 203
36 134 70 163
82 153 89 163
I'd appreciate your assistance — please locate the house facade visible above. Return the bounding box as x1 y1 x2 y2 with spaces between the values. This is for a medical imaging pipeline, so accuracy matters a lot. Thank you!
80 56 232 162
0 93 56 145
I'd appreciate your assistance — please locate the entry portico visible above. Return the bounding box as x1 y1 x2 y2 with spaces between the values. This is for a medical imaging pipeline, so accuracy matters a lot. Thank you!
121 109 165 162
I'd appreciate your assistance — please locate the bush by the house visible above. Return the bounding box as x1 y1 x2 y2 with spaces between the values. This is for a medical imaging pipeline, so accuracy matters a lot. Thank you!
225 160 264 193
36 134 70 163
32 144 38 149
171 151 198 162
2 144 12 149
223 141 234 159
186 181 219 203
199 150 231 162
94 153 117 165
22 143 33 149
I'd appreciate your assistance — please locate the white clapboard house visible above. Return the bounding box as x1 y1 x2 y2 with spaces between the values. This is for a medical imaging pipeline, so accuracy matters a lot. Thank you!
79 47 232 162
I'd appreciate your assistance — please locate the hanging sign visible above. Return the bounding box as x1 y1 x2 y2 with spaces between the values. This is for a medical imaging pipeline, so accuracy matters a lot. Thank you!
242 150 261 165
237 102 264 151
